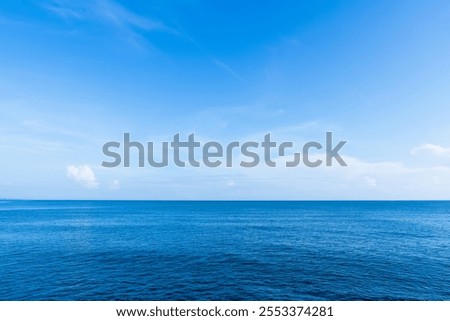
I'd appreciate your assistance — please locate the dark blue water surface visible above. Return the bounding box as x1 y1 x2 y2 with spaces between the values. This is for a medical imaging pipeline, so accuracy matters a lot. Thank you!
0 200 449 300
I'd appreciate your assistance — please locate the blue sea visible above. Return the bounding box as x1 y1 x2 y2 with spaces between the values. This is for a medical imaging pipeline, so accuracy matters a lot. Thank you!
0 200 449 300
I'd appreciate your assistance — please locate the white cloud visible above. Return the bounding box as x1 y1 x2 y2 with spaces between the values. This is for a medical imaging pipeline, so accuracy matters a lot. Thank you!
66 165 99 189
411 144 450 156
109 179 120 190
83 150 450 199
227 179 235 187
364 176 377 187
215 152 450 199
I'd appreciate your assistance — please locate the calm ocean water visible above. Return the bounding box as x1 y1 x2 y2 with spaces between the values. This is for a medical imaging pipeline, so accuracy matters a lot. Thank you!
0 200 449 300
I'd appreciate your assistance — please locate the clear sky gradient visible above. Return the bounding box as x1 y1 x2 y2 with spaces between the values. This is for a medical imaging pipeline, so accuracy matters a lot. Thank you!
1 0 450 199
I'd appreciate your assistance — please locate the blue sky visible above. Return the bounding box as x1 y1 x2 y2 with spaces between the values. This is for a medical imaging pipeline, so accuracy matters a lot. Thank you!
1 0 450 199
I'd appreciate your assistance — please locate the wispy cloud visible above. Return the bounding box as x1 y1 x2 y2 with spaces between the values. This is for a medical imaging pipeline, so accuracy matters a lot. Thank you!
44 1 84 19
96 0 167 31
21 119 89 140
411 144 450 157
171 28 244 82
210 58 244 81
42 0 175 45
66 165 99 189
